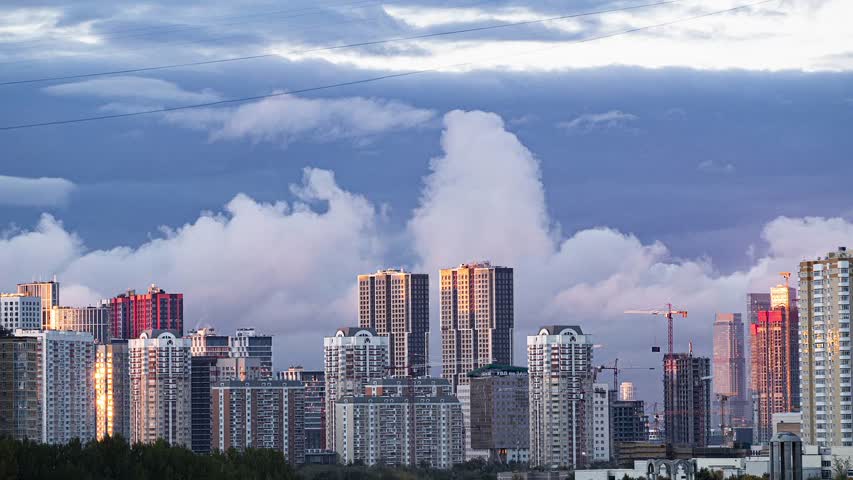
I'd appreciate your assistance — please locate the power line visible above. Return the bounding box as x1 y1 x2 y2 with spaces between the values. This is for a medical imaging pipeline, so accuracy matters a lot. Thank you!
0 0 393 51
0 0 681 87
0 0 776 132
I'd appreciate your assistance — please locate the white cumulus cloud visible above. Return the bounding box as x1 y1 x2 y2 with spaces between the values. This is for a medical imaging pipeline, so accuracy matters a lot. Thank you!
43 76 221 103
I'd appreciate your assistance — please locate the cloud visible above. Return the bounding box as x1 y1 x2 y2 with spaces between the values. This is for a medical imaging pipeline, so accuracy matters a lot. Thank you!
43 76 221 103
557 110 638 133
2 109 851 397
698 159 736 174
0 175 76 207
165 95 435 145
0 169 384 364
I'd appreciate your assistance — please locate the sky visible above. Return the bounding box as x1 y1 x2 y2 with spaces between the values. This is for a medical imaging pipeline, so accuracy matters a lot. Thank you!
1 0 853 405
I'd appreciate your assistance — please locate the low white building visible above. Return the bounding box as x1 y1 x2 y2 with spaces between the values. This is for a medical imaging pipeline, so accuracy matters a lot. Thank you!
2 294 41 331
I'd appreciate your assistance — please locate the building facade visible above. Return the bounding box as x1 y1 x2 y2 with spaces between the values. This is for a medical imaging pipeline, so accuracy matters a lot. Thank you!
188 327 230 358
591 383 612 463
95 340 130 440
467 364 529 463
441 262 513 392
17 329 97 444
528 325 594 469
334 383 464 469
1 293 42 331
750 278 799 445
799 247 853 446
610 399 649 445
282 367 326 451
211 380 305 464
358 269 429 378
128 330 191 446
0 335 40 441
229 327 273 376
16 280 59 328
713 313 749 428
324 327 389 450
49 303 112 343
111 285 183 340
663 352 710 448
620 382 636 402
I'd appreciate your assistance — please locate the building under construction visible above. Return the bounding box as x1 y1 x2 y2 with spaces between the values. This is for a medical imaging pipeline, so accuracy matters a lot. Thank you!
663 352 710 447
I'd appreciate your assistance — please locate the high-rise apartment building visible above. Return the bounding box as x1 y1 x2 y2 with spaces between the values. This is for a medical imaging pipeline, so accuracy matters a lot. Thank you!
590 383 612 463
358 269 429 378
799 247 853 447
282 367 326 451
229 328 273 376
212 380 305 464
335 378 464 468
95 340 130 440
188 327 230 358
111 285 183 340
49 303 111 343
128 330 191 447
323 327 389 450
440 262 513 392
620 382 636 401
0 334 40 441
16 329 97 444
1 294 42 331
17 280 58 328
467 364 529 464
713 313 749 428
528 325 594 469
663 352 710 447
751 279 799 444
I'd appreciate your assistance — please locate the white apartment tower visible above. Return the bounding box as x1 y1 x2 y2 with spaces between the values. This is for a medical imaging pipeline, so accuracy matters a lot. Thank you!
440 262 513 392
128 330 192 447
528 325 594 469
16 329 97 444
323 327 389 451
358 269 429 378
799 247 853 447
1 294 42 331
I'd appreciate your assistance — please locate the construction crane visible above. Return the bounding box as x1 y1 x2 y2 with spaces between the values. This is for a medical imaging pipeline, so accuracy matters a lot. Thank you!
625 303 688 355
597 358 655 392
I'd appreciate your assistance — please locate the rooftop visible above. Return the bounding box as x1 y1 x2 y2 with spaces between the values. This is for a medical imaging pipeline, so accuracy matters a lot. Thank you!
467 363 528 377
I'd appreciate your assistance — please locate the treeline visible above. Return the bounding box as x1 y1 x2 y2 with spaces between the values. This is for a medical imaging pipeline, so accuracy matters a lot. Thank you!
0 436 298 480
299 459 512 480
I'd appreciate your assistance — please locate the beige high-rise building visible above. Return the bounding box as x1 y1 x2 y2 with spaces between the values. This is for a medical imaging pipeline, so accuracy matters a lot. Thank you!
528 325 594 469
620 381 636 401
799 247 853 447
713 313 749 428
95 340 130 440
358 269 429 378
128 330 191 447
49 303 112 343
440 262 513 392
323 327 389 451
17 280 59 328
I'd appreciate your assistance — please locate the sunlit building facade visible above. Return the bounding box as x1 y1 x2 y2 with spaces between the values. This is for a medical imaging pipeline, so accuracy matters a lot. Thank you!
95 340 130 440
16 280 59 329
441 262 513 392
358 269 429 378
49 303 111 343
799 247 853 447
111 285 183 340
713 313 749 427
